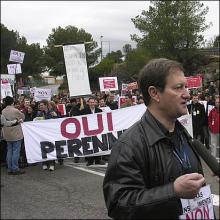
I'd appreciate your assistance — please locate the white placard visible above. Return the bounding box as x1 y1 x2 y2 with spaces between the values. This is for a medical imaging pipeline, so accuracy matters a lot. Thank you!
179 185 214 220
1 82 13 99
99 77 118 92
63 44 91 97
9 50 25 63
7 64 22 74
0 74 16 85
34 88 52 102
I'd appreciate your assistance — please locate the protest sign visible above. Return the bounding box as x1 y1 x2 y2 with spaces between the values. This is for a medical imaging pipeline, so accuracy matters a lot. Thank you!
99 77 118 92
118 96 137 108
7 64 22 74
121 83 130 96
186 76 202 89
63 44 91 97
179 185 214 220
34 88 52 102
127 81 138 90
1 82 13 99
0 74 16 85
9 50 25 63
21 104 193 163
57 104 66 116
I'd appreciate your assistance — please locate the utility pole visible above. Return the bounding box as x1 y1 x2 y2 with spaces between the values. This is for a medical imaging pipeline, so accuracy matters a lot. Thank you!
100 36 103 61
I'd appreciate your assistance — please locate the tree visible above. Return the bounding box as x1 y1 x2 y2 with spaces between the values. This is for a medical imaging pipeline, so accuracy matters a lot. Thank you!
22 43 45 77
44 25 100 76
123 44 132 56
89 50 123 89
131 1 211 59
124 48 150 80
213 35 220 48
105 50 123 63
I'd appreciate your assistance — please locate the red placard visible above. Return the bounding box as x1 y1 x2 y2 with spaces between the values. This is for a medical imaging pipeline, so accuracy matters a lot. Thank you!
1 79 9 84
119 96 137 108
186 76 202 89
57 104 66 116
127 82 138 90
103 79 116 89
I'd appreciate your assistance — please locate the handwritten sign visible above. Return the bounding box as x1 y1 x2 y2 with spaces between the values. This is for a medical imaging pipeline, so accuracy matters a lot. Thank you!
9 50 25 63
7 64 22 74
34 88 52 102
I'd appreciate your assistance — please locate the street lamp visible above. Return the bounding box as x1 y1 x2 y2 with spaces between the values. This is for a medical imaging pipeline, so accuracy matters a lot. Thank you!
100 36 103 61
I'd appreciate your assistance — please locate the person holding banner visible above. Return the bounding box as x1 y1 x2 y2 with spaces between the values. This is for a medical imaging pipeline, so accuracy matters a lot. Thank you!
103 58 210 219
35 100 59 171
81 97 106 166
106 93 118 110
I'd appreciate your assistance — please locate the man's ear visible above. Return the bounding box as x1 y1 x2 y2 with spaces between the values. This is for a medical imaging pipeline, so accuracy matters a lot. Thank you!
148 86 160 102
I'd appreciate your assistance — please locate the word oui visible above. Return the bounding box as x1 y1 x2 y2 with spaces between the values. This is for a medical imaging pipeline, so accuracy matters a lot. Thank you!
61 113 113 139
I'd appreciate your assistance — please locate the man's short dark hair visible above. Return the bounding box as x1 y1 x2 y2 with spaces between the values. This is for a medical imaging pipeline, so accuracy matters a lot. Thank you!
138 58 184 106
38 99 48 106
4 96 14 106
70 98 77 103
88 97 96 102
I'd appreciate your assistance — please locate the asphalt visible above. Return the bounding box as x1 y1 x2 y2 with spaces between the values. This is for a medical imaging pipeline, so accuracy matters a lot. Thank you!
1 158 219 219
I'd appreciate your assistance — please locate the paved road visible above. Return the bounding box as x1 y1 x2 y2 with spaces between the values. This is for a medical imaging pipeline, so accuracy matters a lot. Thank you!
1 158 219 219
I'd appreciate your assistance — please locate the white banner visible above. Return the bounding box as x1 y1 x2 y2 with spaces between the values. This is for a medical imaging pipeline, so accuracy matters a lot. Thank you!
34 88 52 102
0 74 16 85
21 104 193 163
9 50 25 63
7 64 22 74
99 77 118 92
63 44 91 97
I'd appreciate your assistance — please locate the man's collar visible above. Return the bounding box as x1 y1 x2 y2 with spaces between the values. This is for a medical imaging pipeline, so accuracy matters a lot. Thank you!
141 109 185 146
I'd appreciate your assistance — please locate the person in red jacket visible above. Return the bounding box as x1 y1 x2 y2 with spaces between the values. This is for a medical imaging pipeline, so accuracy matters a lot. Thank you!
208 95 220 162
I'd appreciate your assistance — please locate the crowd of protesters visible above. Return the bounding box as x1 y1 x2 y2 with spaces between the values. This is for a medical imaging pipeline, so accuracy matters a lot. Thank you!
0 80 219 175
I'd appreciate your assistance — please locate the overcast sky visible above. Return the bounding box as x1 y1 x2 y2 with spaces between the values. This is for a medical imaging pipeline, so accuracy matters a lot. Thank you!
1 1 219 55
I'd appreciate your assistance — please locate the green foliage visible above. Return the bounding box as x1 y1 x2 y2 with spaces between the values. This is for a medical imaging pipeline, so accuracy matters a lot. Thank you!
178 49 210 76
124 48 151 79
123 44 132 56
44 25 100 76
88 50 124 89
213 35 220 48
22 43 45 77
131 1 211 59
105 50 123 63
